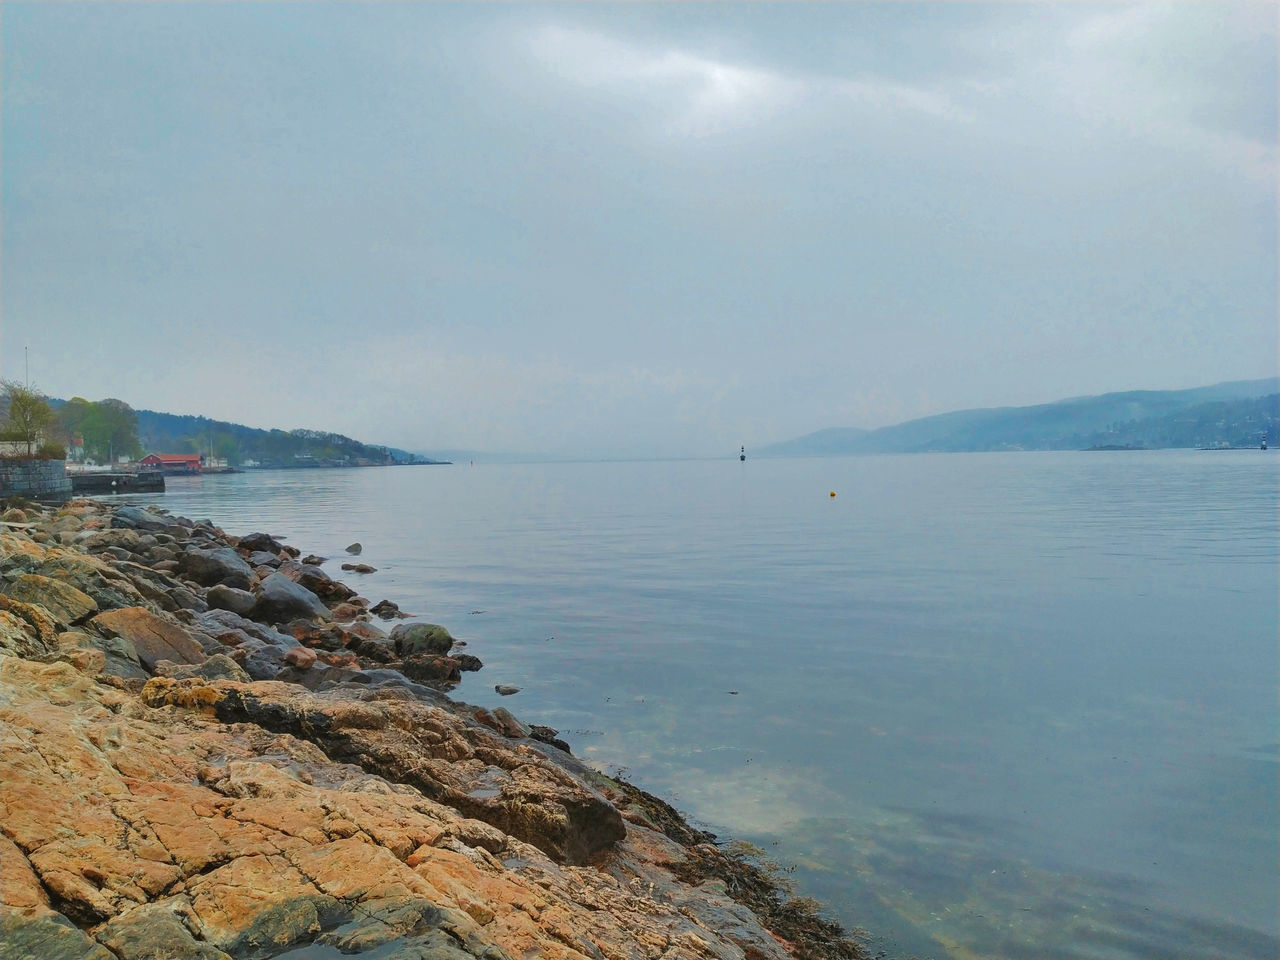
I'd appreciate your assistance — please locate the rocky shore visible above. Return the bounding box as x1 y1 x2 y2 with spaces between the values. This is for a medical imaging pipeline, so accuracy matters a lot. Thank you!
0 498 870 960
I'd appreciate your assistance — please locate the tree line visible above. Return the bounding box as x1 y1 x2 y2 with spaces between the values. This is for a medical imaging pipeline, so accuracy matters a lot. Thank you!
1 382 142 461
1 382 406 466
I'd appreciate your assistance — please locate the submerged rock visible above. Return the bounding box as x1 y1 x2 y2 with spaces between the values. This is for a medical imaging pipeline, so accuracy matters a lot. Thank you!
391 622 455 657
370 599 404 620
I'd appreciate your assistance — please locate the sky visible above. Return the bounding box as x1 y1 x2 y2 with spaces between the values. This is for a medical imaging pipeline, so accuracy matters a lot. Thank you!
1 2 1276 458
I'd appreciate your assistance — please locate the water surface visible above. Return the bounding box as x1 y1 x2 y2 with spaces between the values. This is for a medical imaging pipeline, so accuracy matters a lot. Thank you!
122 451 1279 959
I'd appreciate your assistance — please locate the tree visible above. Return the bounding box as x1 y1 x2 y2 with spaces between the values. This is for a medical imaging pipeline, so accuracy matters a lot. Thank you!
81 398 141 463
1 381 55 457
55 397 94 458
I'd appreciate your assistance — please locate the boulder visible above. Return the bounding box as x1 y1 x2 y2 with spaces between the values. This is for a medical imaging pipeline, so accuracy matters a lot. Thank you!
345 542 362 554
155 653 250 683
301 554 326 566
0 595 59 650
328 602 364 622
278 561 334 595
251 573 329 625
193 609 297 648
0 574 98 628
247 551 282 568
390 622 454 657
81 528 144 555
284 646 318 670
111 505 169 532
369 599 403 620
0 609 55 660
495 684 521 696
340 563 377 574
283 620 348 651
236 532 286 554
401 655 461 686
179 546 254 591
90 606 207 672
205 584 258 617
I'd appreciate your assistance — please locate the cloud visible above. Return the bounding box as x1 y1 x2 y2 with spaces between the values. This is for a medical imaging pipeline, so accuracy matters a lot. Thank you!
527 25 798 136
965 5 1277 184
833 77 965 122
525 24 965 137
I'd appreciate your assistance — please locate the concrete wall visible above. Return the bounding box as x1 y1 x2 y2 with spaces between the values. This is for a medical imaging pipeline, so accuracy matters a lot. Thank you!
0 459 73 500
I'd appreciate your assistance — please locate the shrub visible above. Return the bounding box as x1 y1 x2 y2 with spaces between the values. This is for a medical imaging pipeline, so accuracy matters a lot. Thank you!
38 442 67 460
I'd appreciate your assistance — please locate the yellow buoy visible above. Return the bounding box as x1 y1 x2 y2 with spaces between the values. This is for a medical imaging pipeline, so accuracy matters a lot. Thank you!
829 491 836 498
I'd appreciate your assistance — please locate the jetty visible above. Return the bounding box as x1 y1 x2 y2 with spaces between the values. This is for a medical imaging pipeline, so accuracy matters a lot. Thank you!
69 472 165 494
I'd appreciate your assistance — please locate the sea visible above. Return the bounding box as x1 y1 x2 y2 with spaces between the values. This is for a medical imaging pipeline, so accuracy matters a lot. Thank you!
119 450 1279 960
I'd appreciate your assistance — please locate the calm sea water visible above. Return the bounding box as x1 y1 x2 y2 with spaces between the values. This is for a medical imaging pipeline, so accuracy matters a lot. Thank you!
120 451 1279 960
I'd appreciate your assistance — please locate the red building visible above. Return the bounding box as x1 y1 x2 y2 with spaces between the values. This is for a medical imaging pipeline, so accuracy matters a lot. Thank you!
139 453 203 474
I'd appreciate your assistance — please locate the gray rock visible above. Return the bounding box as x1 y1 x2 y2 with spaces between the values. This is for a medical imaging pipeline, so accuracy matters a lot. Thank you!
495 684 521 696
206 584 258 617
345 542 362 554
180 545 254 591
0 911 117 960
94 898 231 960
248 550 282 568
242 643 290 680
390 622 455 657
193 608 298 647
278 560 335 595
112 505 169 532
252 572 329 624
81 529 143 554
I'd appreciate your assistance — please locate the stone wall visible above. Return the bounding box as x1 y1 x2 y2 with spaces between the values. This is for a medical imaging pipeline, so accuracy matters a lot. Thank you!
0 459 72 500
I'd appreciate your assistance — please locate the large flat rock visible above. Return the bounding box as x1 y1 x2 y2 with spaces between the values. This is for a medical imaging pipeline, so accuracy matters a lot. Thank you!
90 607 206 672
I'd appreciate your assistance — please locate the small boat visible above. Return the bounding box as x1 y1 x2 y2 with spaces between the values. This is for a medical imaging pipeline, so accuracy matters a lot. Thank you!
739 445 746 462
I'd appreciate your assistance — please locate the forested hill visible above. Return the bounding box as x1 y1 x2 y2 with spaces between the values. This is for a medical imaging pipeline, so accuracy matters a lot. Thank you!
758 378 1279 456
50 397 438 466
130 407 435 466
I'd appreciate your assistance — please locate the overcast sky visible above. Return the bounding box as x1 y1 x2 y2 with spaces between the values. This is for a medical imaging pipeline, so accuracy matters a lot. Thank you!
2 2 1276 457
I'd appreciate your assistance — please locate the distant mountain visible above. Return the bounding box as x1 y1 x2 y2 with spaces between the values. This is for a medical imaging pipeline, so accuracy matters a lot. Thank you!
758 378 1280 456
